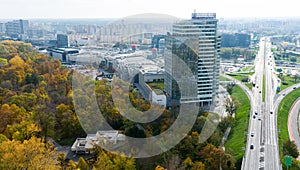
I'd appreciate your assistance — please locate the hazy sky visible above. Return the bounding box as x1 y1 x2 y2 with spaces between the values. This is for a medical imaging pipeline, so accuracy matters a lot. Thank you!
0 0 299 19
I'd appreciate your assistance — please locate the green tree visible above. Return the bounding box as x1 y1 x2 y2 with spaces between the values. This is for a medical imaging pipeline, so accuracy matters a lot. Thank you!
283 140 299 158
290 56 297 63
224 97 240 116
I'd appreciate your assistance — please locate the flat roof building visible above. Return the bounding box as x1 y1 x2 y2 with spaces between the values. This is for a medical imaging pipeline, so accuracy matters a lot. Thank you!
164 12 220 107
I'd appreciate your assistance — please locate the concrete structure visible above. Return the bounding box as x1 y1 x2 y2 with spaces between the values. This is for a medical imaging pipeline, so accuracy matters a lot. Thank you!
47 48 79 63
164 12 220 106
102 50 166 107
71 130 125 154
136 69 166 107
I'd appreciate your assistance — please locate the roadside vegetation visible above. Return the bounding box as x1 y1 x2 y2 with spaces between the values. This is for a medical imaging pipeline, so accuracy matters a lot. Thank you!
277 87 300 168
226 73 253 90
220 75 231 81
278 74 300 92
241 66 255 72
224 85 250 169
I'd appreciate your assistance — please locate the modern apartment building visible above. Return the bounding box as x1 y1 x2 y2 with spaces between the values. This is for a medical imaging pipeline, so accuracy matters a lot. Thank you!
164 12 220 107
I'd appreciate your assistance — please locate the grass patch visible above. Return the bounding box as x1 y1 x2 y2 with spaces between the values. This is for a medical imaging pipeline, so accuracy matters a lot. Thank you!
237 72 255 76
220 75 231 81
147 81 164 91
277 88 300 162
279 75 300 91
263 75 266 102
245 83 252 90
226 73 252 90
241 66 255 72
226 73 244 82
224 85 251 168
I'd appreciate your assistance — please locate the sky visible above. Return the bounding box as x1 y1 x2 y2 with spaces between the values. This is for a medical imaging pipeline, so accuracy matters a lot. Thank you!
0 0 300 19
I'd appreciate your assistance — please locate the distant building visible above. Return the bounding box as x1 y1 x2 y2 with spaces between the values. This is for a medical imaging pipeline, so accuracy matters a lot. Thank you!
152 35 165 50
0 23 5 33
165 12 221 107
57 34 69 48
5 19 29 38
47 48 79 63
221 33 251 48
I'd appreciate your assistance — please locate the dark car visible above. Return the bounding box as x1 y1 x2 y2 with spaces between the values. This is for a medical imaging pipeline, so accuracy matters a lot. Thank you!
250 144 254 149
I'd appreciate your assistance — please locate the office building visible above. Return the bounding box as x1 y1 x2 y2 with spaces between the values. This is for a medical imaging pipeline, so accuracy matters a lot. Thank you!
5 19 29 37
164 12 220 107
57 34 69 48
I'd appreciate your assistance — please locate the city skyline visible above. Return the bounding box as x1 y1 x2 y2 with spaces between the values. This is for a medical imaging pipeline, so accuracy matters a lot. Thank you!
1 0 300 19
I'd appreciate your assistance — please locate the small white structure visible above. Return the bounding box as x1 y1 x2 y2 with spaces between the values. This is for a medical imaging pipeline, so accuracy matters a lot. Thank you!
71 130 125 154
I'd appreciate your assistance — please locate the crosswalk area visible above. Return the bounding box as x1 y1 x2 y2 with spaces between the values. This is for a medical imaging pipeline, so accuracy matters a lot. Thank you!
259 147 265 169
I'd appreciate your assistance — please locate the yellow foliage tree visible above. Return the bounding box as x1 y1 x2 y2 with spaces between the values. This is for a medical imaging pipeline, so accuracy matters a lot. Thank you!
0 137 60 170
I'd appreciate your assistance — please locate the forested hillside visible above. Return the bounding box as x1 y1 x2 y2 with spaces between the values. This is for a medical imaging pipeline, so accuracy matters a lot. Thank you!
0 41 236 170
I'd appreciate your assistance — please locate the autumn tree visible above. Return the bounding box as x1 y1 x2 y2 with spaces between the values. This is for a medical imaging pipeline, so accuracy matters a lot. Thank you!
0 137 60 169
92 147 136 170
77 157 89 170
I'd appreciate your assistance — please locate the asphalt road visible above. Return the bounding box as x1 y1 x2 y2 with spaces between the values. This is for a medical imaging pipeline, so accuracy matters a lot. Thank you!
241 37 281 170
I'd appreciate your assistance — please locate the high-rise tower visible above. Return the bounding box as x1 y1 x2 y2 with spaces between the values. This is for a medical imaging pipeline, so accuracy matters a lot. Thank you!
164 12 220 107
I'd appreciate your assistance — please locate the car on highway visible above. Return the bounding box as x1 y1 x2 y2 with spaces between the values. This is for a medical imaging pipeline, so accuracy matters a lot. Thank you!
293 87 296 89
254 112 258 115
250 132 254 137
270 111 273 114
250 143 254 149
259 91 261 93
253 115 256 119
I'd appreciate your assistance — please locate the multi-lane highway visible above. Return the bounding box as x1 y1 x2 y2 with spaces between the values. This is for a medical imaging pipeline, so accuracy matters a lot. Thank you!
243 37 281 170
263 37 281 170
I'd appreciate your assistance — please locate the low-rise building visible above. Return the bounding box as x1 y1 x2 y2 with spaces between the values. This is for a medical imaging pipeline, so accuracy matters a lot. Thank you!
47 48 79 63
71 130 125 154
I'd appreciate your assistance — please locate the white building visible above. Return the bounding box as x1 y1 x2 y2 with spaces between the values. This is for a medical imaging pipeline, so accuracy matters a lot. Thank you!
71 130 125 154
